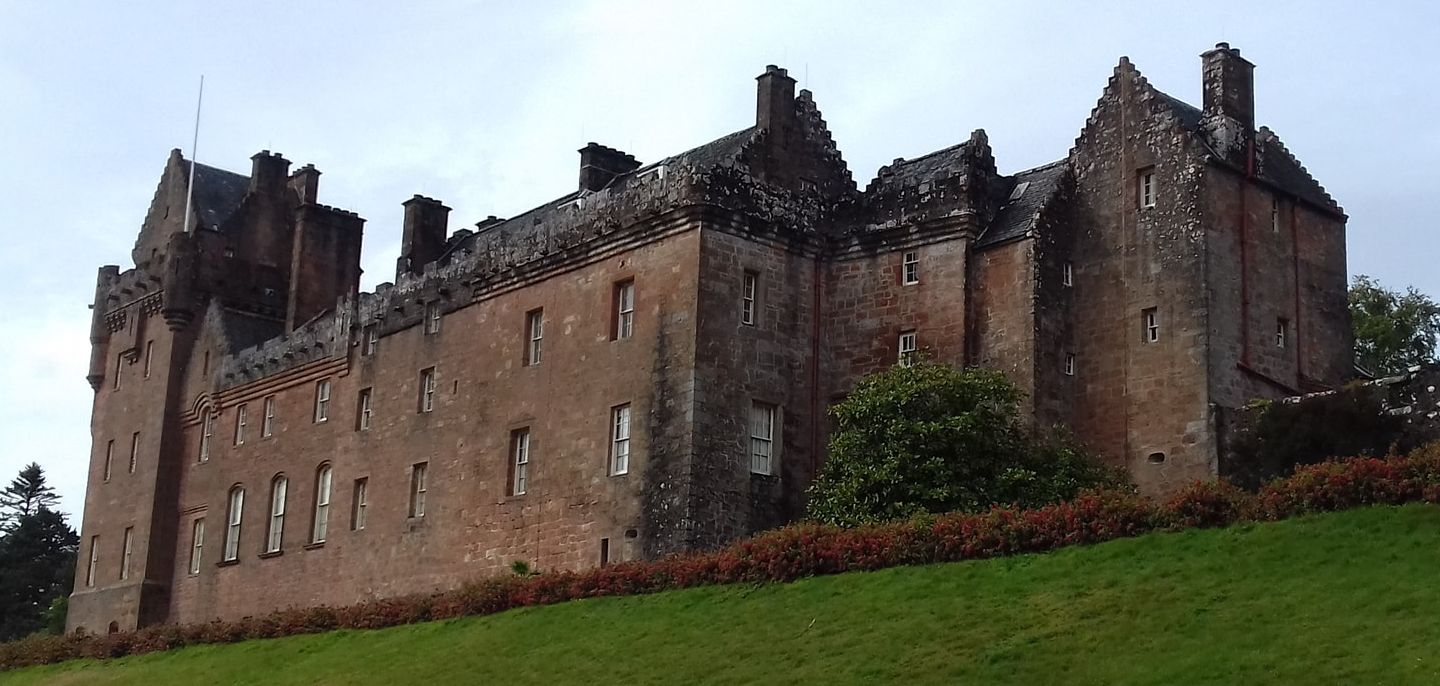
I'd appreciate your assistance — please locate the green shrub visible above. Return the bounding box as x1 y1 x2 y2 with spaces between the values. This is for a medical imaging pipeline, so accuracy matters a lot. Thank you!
806 362 1123 526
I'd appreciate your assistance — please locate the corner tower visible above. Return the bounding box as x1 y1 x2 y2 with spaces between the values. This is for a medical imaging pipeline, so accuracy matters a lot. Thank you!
69 150 364 632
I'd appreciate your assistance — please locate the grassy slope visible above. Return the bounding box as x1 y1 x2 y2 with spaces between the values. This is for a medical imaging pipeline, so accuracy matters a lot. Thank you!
8 504 1440 686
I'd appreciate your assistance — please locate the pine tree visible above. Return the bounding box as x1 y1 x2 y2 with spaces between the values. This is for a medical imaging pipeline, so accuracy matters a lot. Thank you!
0 462 60 530
0 508 79 640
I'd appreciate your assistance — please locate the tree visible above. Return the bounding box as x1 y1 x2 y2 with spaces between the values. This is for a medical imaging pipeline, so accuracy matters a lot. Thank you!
806 362 1123 527
0 507 79 640
1350 275 1440 376
0 462 60 530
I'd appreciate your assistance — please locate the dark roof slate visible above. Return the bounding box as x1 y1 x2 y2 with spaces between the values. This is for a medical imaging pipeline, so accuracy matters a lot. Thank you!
185 161 250 231
442 127 759 261
977 160 1067 248
1152 89 1342 214
868 141 972 192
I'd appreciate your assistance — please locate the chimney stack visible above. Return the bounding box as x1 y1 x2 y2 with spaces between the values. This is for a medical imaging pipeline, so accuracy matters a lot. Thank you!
755 65 797 149
1200 43 1256 161
396 195 451 279
288 164 321 204
249 150 291 193
578 143 641 192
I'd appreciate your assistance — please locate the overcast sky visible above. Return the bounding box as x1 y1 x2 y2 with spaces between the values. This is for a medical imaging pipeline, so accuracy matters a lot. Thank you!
1 1 1436 517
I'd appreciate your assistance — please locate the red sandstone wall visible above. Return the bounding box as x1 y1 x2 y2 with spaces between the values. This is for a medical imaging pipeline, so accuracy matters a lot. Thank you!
165 229 700 624
689 228 820 545
970 240 1036 403
69 301 188 633
823 236 970 385
1203 171 1350 407
1066 66 1215 494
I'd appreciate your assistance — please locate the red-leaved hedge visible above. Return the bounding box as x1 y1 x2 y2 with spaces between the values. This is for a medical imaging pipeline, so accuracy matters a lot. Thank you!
5 450 1440 671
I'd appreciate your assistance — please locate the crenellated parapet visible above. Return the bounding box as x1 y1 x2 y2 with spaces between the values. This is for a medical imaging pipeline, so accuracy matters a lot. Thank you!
216 296 354 390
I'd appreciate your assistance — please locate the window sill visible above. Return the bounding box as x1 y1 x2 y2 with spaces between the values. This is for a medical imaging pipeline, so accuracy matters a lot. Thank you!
303 542 326 550
258 550 283 559
750 472 780 482
215 559 239 568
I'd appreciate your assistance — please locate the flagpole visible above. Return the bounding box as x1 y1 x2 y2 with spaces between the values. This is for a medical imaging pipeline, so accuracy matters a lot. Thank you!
183 75 205 233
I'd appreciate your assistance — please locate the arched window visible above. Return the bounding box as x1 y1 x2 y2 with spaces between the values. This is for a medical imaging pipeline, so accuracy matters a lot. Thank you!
224 486 244 562
312 464 333 544
267 475 287 553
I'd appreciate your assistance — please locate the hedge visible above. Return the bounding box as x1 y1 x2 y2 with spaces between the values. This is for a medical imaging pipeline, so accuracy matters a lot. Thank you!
4 449 1440 671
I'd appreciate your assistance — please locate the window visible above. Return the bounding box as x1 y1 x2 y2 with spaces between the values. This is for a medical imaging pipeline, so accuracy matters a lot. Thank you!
189 519 204 575
902 250 920 285
600 538 611 568
1272 196 1281 233
524 310 544 366
419 368 437 413
409 463 428 518
120 527 134 581
86 536 98 587
741 271 758 326
1138 169 1156 208
143 341 154 378
314 379 331 423
361 325 378 357
610 404 631 475
103 440 114 482
351 478 368 531
509 429 530 496
1063 261 1073 287
613 279 635 340
357 388 373 430
1065 353 1076 376
1143 308 1160 343
898 330 918 367
199 412 213 462
312 464 332 544
114 353 123 390
224 487 244 562
1276 318 1289 349
234 403 248 446
129 431 140 473
749 402 776 475
262 396 276 437
266 476 287 553
424 301 442 335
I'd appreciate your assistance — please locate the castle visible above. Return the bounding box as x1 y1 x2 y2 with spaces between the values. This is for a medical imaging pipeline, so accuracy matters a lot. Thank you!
69 44 1350 632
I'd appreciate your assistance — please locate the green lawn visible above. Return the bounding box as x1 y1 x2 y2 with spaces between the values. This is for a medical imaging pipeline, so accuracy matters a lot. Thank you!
8 504 1440 685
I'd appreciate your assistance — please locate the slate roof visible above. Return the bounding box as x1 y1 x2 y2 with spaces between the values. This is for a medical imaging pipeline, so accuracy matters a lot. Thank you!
441 127 760 261
1153 90 1343 215
868 140 972 192
179 161 250 231
977 160 1068 248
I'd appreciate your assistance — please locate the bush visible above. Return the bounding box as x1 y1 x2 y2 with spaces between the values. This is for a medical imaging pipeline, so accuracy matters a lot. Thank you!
4 449 1440 672
1225 383 1406 488
806 362 1123 526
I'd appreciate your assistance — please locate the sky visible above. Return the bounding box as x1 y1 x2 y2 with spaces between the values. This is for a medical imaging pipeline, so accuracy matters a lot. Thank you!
1 0 1437 518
